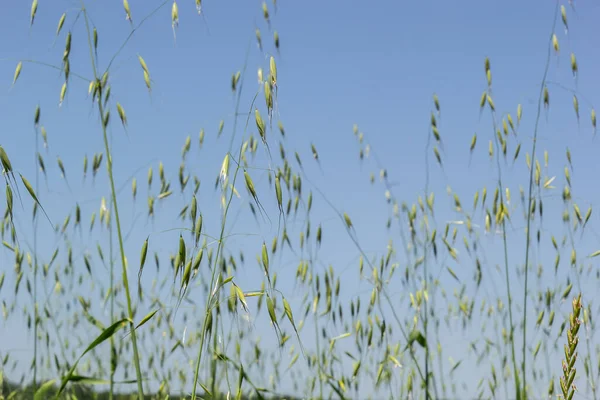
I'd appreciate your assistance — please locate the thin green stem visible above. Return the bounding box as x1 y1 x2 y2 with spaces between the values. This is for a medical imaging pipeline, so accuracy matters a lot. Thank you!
191 160 239 398
501 200 519 399
80 3 145 398
423 112 434 400
0 58 91 82
489 92 520 400
210 304 218 396
109 202 115 400
32 112 40 392
522 3 559 397
104 1 170 76
191 43 253 400
311 272 324 400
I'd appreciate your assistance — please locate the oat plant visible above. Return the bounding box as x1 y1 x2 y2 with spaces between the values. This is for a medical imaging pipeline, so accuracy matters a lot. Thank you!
2 1 600 400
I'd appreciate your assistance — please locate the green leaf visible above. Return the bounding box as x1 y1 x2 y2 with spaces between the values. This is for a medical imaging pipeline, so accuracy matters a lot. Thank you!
34 379 56 400
55 318 130 398
589 250 600 258
138 237 149 291
407 329 427 349
68 375 138 385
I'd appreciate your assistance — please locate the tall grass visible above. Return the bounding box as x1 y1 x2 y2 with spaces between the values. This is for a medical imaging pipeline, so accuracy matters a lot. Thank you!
0 1 599 400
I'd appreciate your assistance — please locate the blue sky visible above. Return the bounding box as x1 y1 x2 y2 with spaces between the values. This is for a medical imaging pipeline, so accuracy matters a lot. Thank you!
1 0 600 398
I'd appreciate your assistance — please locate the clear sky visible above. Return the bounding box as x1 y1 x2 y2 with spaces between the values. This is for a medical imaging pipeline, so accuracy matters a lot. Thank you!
1 0 600 399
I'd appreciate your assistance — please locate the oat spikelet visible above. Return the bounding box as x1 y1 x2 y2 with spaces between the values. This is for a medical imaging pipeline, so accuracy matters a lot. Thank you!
56 13 66 36
143 70 151 92
171 1 179 42
123 0 132 22
34 105 40 126
93 27 98 55
116 103 127 128
30 0 38 26
270 56 277 87
552 34 559 54
256 29 262 51
59 82 67 107
138 55 148 73
561 5 568 32
469 133 477 154
262 2 270 26
13 62 22 85
255 108 266 143
274 31 280 51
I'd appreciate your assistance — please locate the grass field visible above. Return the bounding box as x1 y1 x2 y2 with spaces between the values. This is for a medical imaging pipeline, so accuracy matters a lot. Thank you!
1 1 599 399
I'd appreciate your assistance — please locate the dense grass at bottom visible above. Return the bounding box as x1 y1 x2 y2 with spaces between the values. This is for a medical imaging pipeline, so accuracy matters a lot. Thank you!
0 378 304 400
